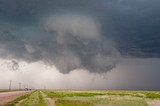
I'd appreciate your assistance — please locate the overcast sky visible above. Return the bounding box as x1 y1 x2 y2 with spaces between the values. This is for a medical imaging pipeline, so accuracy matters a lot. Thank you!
0 0 160 90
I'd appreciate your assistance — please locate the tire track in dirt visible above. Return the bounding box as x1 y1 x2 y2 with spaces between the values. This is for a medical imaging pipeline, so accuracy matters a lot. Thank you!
41 91 56 106
45 97 56 106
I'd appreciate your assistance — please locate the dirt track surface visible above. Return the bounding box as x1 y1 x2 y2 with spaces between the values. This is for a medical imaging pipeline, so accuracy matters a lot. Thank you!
0 91 30 105
45 97 55 106
147 100 160 106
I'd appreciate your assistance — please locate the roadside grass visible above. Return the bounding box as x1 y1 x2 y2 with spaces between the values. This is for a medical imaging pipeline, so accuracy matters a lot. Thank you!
39 91 46 105
18 91 46 106
7 92 32 106
0 90 9 92
0 90 18 92
8 91 46 106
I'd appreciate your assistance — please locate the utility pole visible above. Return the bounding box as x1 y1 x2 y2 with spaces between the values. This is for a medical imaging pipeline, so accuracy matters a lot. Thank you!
9 80 12 90
23 85 26 90
19 83 21 90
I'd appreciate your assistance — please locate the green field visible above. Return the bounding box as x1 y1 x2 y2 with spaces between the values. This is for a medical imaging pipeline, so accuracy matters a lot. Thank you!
7 90 160 106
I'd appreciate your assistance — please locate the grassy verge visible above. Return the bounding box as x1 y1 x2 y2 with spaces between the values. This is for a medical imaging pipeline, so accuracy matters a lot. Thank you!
7 92 33 106
7 91 46 106
17 91 46 106
39 91 47 105
0 90 18 93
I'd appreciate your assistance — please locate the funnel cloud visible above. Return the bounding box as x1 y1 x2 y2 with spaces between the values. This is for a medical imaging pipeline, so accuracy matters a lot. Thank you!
0 14 120 73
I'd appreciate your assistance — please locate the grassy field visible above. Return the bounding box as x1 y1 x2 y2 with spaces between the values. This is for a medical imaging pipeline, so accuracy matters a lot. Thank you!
44 90 160 106
6 90 160 106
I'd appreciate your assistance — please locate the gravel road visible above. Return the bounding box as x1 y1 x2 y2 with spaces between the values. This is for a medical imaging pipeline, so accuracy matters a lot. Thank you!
0 91 30 105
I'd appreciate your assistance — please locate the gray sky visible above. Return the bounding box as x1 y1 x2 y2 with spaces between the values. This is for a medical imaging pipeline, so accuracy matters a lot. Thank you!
0 0 160 90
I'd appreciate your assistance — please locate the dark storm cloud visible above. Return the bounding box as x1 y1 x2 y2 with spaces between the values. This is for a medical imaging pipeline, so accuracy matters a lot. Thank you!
0 0 160 73
99 0 160 57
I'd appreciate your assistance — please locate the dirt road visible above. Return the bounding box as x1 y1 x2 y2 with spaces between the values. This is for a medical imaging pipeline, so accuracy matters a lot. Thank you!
41 91 55 106
0 91 30 105
45 97 56 106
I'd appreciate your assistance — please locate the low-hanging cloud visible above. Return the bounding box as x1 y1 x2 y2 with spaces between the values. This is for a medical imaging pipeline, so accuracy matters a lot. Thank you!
0 0 160 74
0 14 120 74
43 14 120 73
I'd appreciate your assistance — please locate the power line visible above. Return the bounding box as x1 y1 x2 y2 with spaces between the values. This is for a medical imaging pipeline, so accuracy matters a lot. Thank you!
19 83 21 90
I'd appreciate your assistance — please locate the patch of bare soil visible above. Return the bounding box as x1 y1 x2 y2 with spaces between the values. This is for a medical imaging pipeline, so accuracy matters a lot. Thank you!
147 100 160 106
